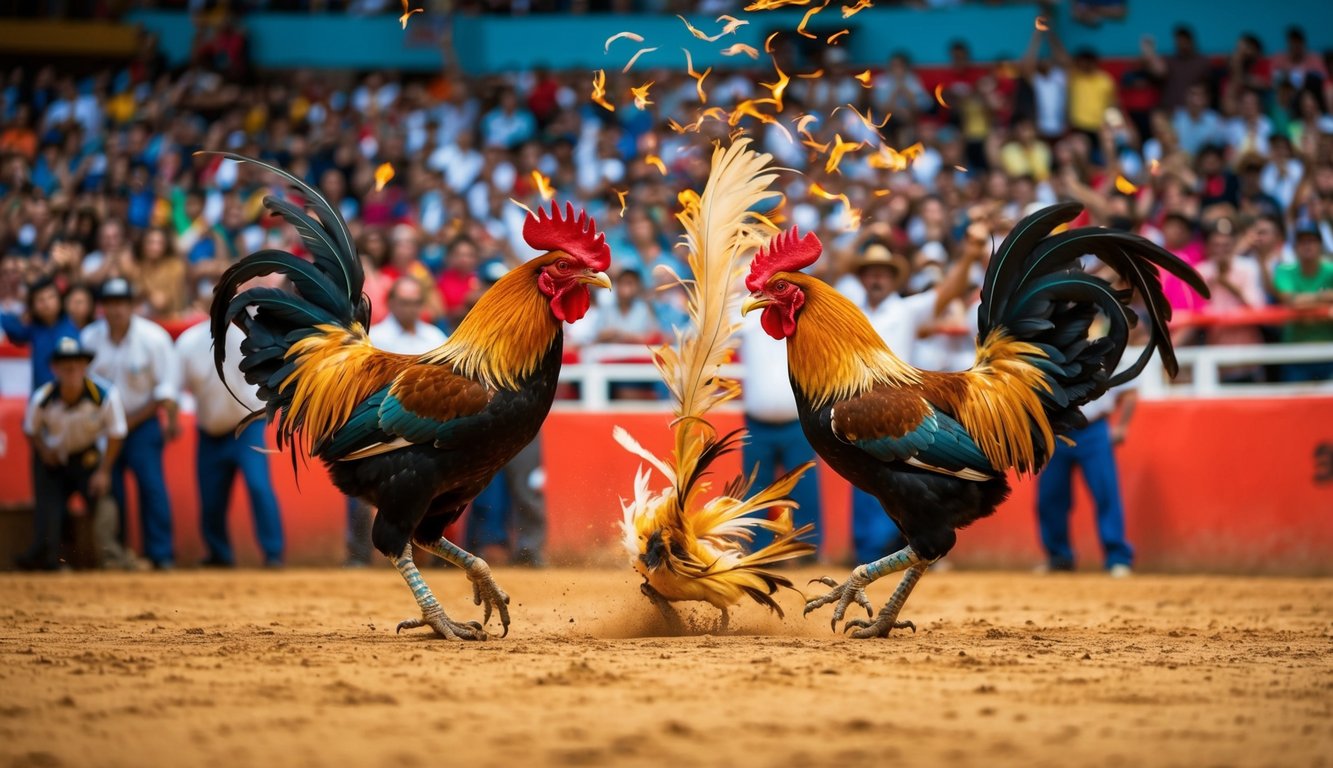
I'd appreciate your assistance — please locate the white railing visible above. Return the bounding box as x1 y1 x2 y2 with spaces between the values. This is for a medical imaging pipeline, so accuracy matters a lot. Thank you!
556 343 1333 410
3 343 1329 409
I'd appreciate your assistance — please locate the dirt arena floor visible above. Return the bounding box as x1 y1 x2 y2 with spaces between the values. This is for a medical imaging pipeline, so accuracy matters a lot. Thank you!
1 567 1330 768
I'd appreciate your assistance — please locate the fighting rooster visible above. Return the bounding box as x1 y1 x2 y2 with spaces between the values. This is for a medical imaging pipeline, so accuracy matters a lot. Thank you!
210 154 610 640
740 203 1209 638
617 140 816 631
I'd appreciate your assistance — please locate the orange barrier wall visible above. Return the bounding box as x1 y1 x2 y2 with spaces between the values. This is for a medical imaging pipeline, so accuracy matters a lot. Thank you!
2 398 1331 573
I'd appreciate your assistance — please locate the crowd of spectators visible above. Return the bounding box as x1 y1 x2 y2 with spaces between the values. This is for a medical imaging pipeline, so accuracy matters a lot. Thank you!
3 13 1333 397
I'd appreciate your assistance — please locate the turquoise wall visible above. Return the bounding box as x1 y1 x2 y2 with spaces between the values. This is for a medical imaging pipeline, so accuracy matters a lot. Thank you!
130 1 1330 74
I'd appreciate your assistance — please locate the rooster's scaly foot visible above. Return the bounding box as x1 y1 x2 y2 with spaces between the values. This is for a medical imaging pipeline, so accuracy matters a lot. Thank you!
843 613 916 639
804 568 875 631
466 561 511 638
396 604 488 640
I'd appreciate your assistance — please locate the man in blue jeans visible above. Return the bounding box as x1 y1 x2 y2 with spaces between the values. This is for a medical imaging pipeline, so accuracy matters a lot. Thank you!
740 311 822 559
178 320 284 567
81 278 180 569
1036 383 1137 575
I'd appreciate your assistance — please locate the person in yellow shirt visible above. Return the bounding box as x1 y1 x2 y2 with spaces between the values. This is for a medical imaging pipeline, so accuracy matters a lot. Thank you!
1000 119 1054 181
1068 48 1118 135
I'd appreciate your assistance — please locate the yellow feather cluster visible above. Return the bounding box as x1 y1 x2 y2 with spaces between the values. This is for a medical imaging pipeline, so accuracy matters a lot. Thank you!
280 323 386 456
956 330 1057 474
615 139 816 611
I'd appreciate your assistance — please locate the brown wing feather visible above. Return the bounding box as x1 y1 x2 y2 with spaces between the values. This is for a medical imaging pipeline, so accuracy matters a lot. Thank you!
830 386 932 443
388 364 493 423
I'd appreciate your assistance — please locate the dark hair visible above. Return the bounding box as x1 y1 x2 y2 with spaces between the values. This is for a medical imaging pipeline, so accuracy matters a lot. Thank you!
1287 26 1306 44
1172 25 1195 41
1240 33 1263 54
25 275 63 319
1253 212 1286 238
446 234 478 254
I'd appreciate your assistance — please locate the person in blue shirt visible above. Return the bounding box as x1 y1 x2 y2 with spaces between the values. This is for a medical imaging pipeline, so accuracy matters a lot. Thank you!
1 276 79 392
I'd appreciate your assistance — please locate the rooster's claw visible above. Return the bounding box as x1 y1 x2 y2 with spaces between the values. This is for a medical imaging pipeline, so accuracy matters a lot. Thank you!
467 561 512 638
396 605 488 640
843 615 916 639
803 569 875 631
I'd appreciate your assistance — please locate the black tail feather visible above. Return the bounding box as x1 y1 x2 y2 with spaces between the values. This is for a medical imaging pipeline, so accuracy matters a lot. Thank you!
203 153 363 437
977 203 1209 448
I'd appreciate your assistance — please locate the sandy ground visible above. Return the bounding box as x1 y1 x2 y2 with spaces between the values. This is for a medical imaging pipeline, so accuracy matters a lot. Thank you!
1 567 1330 768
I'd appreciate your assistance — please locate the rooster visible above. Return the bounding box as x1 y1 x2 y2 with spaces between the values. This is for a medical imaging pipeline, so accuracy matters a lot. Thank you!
740 203 1209 638
616 140 816 632
209 154 611 640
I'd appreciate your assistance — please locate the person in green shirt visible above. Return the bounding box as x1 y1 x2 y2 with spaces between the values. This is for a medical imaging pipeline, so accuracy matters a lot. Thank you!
1273 224 1333 381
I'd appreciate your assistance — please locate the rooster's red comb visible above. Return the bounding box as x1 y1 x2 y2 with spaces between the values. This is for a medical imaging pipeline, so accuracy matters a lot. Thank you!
523 201 610 271
746 227 823 292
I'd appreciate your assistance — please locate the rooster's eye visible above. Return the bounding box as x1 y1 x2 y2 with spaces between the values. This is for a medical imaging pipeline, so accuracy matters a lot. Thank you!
557 260 571 272
774 281 788 292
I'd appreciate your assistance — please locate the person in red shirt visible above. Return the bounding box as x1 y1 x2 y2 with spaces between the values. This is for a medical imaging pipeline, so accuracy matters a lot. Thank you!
436 234 482 332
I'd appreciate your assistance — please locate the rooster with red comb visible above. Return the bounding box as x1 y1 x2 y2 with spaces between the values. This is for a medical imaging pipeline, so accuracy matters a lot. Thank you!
210 154 611 640
741 204 1207 637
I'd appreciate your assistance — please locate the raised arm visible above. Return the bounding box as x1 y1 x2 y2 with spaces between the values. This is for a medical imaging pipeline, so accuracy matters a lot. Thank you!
932 224 986 315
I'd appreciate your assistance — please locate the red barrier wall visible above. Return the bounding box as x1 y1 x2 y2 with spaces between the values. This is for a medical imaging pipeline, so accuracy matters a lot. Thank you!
2 398 1330 573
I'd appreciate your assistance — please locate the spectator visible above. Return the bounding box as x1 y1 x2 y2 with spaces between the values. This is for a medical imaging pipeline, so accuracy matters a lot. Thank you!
17 336 126 572
1225 90 1274 157
137 226 189 320
177 319 284 568
1019 27 1069 142
591 268 659 345
465 438 548 568
1195 219 1267 380
1271 26 1328 92
480 87 537 150
1142 26 1213 113
738 309 822 562
1173 83 1225 156
1036 382 1137 576
436 235 481 331
1 276 78 391
999 119 1053 182
370 277 448 354
1273 224 1333 381
1066 47 1118 144
63 283 96 331
81 277 180 569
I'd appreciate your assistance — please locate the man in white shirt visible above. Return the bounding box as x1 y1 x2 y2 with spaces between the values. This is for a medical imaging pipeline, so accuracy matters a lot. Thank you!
368 278 448 355
81 278 181 569
177 320 284 568
17 337 127 571
739 309 822 560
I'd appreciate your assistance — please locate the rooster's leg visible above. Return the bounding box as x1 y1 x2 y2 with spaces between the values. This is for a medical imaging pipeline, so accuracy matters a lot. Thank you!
804 546 924 632
419 537 512 638
640 582 685 633
843 562 927 638
391 544 488 640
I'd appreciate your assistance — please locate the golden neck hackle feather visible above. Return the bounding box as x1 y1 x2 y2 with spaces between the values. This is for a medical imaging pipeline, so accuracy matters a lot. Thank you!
616 139 816 608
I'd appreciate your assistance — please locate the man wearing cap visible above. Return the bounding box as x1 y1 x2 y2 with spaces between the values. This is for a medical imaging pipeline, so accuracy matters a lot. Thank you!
16 337 127 571
81 277 181 569
177 319 285 567
843 237 984 564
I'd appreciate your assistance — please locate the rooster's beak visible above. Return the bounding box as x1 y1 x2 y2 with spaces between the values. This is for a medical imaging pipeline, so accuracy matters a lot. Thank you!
579 270 613 290
740 293 773 316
